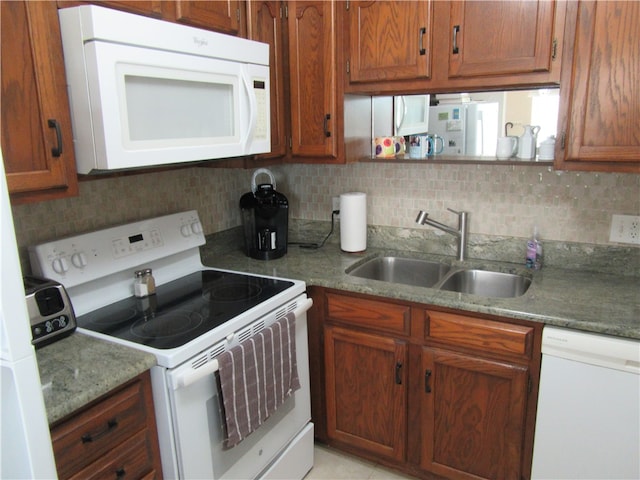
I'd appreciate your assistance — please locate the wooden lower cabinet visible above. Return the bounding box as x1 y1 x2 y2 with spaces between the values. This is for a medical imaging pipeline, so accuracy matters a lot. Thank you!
50 371 163 480
325 325 408 462
318 288 541 480
420 348 529 479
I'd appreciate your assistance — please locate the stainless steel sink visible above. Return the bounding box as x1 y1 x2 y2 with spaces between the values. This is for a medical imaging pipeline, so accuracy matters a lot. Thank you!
437 269 531 298
347 256 532 298
347 256 451 288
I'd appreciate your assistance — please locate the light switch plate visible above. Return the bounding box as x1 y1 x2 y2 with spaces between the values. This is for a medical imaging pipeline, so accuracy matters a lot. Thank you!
332 196 340 212
609 214 640 244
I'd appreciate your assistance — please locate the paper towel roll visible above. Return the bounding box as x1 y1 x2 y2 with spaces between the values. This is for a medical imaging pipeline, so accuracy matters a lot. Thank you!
340 192 367 252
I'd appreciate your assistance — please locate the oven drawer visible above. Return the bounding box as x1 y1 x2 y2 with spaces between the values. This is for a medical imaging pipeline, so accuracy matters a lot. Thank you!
51 373 162 479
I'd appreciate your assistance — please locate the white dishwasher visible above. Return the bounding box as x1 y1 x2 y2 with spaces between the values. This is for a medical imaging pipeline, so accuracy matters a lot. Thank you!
532 326 640 479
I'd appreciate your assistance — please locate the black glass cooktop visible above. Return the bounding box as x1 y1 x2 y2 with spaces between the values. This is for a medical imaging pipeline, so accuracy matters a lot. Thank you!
77 270 294 349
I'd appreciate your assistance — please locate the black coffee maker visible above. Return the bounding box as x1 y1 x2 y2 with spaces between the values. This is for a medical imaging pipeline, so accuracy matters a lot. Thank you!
240 169 288 260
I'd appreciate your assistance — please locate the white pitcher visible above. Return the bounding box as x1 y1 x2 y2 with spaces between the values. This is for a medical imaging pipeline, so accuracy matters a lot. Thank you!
517 125 541 160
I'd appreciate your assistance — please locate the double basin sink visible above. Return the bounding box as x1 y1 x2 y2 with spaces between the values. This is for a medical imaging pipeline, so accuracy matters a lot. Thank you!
347 256 531 298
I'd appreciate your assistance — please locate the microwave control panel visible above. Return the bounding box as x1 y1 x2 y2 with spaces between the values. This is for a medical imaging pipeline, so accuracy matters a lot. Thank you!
254 78 268 141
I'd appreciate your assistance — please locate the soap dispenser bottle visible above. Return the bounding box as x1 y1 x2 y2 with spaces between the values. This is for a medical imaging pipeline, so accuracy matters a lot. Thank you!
526 227 543 270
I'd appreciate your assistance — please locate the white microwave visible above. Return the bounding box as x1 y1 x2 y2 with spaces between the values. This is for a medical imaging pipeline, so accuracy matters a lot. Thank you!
58 6 270 174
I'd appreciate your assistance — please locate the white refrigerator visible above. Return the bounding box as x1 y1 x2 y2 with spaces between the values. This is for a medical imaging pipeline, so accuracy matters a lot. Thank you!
0 152 58 478
428 102 499 156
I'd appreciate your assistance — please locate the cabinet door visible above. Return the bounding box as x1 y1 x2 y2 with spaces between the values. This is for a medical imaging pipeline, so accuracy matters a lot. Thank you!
447 0 556 78
174 0 241 35
1 1 78 204
56 1 164 18
556 1 640 171
247 1 287 159
325 325 407 461
287 1 337 158
421 347 528 480
347 1 432 83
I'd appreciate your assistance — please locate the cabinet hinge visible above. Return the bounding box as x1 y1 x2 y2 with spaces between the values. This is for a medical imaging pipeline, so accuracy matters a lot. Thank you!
236 7 241 23
279 4 284 19
552 38 558 60
560 131 566 149
346 0 350 11
284 3 288 19
346 59 350 74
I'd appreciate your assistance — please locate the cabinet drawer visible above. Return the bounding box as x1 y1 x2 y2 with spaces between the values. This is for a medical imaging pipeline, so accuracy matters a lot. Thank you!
51 379 150 478
426 311 533 358
69 429 158 480
326 293 410 336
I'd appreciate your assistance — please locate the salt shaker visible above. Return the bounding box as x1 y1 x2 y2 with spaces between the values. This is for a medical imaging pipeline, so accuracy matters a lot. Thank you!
134 268 156 297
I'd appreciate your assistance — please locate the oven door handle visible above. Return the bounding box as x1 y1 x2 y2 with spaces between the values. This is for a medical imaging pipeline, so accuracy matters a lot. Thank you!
173 297 313 390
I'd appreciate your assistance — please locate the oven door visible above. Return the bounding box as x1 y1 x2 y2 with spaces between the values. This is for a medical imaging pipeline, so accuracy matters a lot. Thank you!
157 305 311 479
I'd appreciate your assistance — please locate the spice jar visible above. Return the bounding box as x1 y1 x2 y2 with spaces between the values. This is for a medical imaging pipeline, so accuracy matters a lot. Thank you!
134 268 156 297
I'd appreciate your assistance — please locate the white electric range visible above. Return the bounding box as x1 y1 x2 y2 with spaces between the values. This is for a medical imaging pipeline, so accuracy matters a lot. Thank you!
29 210 314 479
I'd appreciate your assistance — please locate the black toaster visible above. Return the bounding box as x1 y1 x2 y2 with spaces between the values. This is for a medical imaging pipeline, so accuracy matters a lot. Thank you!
24 276 76 348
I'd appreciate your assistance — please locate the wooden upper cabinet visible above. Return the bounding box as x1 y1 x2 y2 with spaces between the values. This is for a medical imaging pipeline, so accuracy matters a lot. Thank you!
446 0 557 78
57 1 164 18
556 1 640 172
346 1 432 84
174 0 242 35
287 1 338 159
247 1 287 159
1 1 79 204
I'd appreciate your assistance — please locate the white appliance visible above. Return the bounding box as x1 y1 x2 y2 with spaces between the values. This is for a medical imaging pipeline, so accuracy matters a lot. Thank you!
394 94 430 136
58 5 271 174
532 326 640 479
0 152 58 479
29 211 314 479
372 94 430 137
428 102 499 156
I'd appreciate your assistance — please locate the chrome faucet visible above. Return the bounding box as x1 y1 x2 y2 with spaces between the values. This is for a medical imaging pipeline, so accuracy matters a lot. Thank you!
415 208 469 261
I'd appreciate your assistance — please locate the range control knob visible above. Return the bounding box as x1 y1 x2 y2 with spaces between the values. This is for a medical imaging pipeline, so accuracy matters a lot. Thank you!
180 224 192 237
191 221 203 235
52 257 69 274
71 252 88 268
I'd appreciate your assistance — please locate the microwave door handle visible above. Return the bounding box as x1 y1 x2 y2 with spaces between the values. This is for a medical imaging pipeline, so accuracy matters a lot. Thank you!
395 96 407 135
241 70 257 152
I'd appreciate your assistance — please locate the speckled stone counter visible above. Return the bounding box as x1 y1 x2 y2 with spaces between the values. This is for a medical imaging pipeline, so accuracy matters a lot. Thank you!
36 333 157 425
201 229 640 340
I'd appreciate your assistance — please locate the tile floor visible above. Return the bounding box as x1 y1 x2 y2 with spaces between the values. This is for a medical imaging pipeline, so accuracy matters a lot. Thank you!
305 444 416 480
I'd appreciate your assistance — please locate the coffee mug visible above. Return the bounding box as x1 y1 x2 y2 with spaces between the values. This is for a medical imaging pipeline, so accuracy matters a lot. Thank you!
426 134 444 156
496 136 518 159
409 134 444 158
374 136 405 157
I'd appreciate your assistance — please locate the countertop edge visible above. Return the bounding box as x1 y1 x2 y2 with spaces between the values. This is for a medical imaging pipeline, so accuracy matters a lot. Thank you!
36 333 157 425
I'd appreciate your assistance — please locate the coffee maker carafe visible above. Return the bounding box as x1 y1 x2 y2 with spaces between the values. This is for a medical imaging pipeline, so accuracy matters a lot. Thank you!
240 169 288 260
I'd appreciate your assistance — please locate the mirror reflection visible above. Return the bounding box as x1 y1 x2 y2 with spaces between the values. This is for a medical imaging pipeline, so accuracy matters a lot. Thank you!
372 88 559 159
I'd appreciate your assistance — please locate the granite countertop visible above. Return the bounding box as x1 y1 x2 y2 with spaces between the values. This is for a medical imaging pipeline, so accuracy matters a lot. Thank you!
201 239 640 340
36 333 156 425
34 229 639 425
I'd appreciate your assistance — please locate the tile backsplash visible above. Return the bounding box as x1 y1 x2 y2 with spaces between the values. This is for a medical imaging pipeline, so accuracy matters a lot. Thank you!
11 162 640 271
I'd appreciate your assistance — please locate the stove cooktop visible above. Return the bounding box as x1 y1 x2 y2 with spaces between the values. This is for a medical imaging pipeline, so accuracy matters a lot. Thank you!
77 270 294 349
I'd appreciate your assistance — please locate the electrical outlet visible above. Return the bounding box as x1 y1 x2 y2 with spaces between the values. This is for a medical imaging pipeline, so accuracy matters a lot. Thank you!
609 214 640 244
332 196 340 212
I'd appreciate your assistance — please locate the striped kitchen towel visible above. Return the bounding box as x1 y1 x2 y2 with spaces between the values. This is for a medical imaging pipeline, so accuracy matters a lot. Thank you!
217 312 300 448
